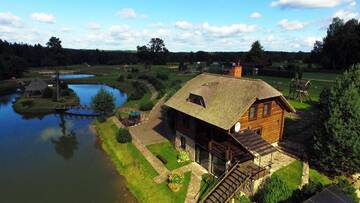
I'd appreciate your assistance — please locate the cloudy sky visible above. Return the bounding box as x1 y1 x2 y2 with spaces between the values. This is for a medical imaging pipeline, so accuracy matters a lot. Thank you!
0 0 358 52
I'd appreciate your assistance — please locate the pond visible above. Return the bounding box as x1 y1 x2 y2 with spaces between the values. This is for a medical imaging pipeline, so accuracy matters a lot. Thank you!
51 74 95 80
0 84 136 203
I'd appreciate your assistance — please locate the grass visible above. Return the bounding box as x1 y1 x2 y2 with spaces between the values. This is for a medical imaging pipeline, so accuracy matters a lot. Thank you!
12 90 79 114
147 141 192 170
0 80 19 95
309 168 332 186
272 160 303 191
95 119 191 203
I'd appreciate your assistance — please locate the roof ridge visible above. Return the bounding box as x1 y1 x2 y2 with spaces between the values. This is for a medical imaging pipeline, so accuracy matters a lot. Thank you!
201 72 264 82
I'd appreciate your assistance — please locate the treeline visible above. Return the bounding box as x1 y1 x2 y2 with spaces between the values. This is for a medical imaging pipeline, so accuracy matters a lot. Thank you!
0 38 309 80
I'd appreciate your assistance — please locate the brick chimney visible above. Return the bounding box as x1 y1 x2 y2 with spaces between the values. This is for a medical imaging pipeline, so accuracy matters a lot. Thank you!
230 62 242 78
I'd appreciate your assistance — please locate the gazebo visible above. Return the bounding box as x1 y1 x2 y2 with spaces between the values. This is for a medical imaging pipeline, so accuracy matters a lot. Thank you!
25 79 48 98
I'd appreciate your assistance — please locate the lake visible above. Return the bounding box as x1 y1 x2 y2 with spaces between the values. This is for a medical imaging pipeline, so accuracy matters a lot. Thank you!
0 84 136 203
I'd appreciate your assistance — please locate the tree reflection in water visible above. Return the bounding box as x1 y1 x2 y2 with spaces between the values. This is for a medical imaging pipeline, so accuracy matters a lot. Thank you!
51 114 79 160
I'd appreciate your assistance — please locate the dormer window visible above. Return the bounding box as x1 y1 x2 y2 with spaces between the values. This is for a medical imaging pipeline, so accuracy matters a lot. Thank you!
188 94 206 107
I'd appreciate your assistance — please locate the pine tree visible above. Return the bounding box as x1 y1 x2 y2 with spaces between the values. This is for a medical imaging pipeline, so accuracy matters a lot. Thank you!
312 65 360 175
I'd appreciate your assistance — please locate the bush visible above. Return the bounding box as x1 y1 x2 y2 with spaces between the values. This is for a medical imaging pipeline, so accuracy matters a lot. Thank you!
97 115 106 123
177 151 190 163
168 173 184 192
116 128 132 143
254 175 293 203
156 72 169 80
336 177 359 203
139 101 154 111
117 75 125 82
42 87 53 98
128 81 146 100
235 193 251 203
202 173 215 184
21 100 33 107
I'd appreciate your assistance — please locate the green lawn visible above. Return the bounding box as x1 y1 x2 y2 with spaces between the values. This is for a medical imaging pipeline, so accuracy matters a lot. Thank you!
95 120 191 203
309 168 332 186
273 160 303 191
147 141 192 170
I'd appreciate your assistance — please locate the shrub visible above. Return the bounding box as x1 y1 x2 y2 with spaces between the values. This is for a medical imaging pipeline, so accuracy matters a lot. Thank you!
235 193 251 203
168 173 184 192
116 128 132 143
169 173 184 184
254 175 293 203
139 101 154 111
336 177 359 203
202 173 215 184
97 115 106 123
42 87 53 98
156 72 169 80
117 75 125 82
128 81 146 100
21 100 33 107
177 151 190 163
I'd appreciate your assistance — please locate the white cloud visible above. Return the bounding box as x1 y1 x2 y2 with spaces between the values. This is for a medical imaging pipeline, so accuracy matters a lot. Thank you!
0 12 21 27
87 22 101 30
304 36 320 47
61 27 71 32
271 0 346 9
278 19 307 30
250 12 262 18
0 25 14 33
202 22 257 37
175 21 194 30
116 8 137 19
350 1 357 6
109 24 133 41
31 12 55 24
333 9 359 20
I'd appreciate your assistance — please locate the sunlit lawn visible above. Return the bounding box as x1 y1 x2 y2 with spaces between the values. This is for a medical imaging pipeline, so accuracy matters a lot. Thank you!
147 141 192 170
95 119 191 203
273 160 303 191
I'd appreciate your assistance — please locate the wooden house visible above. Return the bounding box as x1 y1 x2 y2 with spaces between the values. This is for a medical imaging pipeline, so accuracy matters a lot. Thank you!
165 73 295 176
25 79 48 98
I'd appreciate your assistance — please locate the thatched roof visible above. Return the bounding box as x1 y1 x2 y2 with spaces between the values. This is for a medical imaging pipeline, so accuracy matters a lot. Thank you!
25 79 48 92
165 73 295 130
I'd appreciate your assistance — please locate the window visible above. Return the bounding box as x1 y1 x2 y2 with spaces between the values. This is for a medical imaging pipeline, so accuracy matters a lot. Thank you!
188 94 205 107
249 105 258 120
263 102 272 117
180 136 186 149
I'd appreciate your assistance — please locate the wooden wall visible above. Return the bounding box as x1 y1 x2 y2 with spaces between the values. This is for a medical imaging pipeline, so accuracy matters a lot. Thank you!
238 98 285 143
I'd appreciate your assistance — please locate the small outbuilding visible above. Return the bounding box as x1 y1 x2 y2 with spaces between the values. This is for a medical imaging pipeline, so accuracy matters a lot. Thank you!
25 79 48 98
304 185 356 203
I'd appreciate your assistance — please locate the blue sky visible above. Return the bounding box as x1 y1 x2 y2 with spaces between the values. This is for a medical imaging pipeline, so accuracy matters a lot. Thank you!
0 0 358 51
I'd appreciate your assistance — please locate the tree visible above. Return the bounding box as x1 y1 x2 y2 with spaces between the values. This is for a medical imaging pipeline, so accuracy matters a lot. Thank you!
312 65 360 175
46 36 62 50
90 88 115 116
311 17 360 70
245 40 266 64
136 38 169 66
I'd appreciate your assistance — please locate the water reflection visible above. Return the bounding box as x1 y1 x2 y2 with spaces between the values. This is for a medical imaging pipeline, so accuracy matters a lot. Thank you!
51 114 79 160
